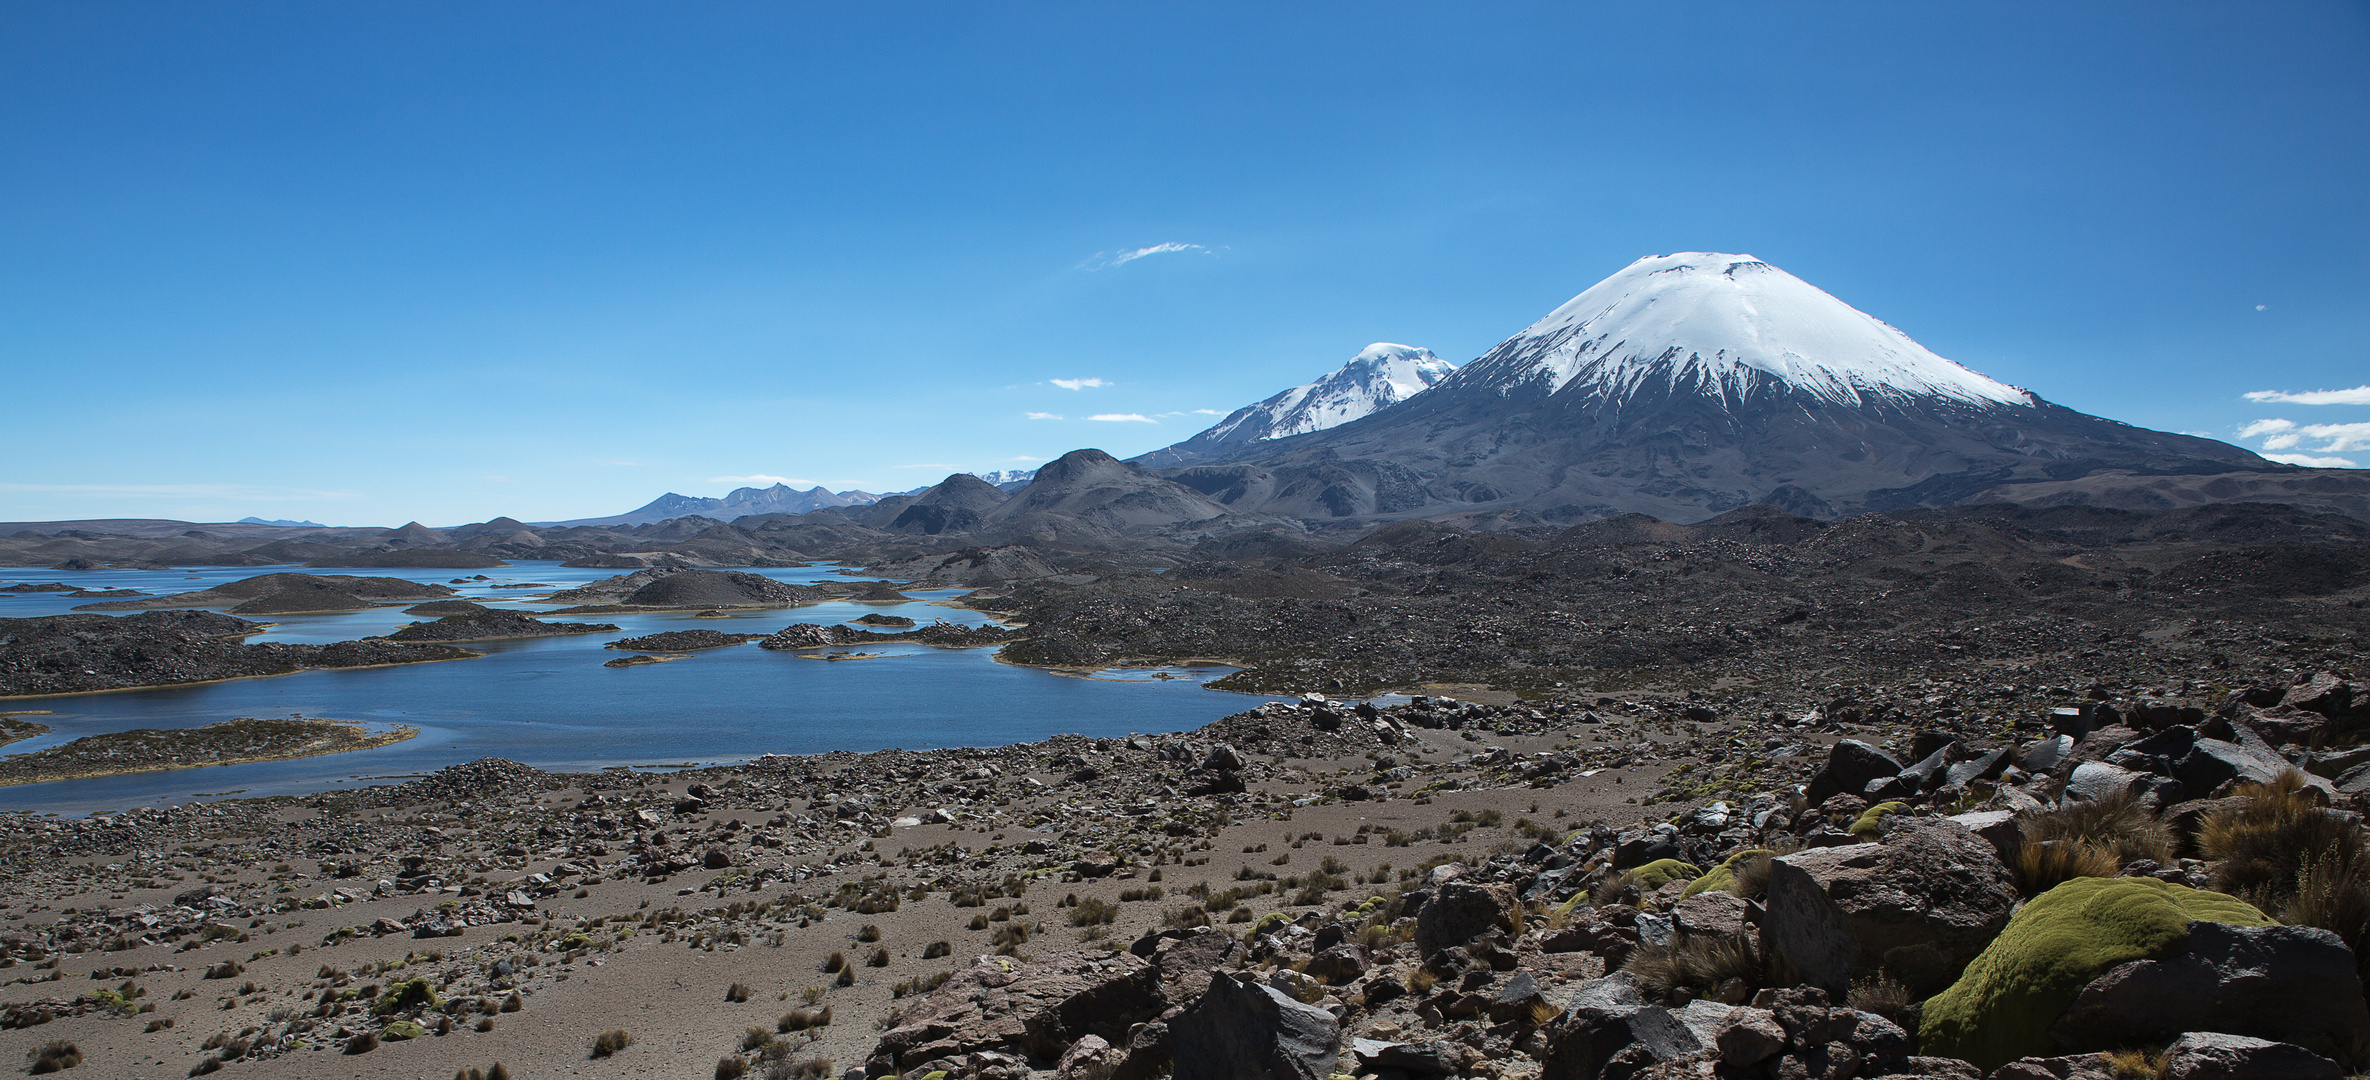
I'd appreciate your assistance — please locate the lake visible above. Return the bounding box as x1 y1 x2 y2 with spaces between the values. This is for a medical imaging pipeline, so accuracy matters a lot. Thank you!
0 561 1255 814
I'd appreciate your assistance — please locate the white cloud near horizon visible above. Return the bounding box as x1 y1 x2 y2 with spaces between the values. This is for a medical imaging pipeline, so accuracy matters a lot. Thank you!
1050 378 1108 391
1026 411 1063 420
2264 452 2360 467
2235 417 2370 462
1192 408 1225 415
1087 242 1209 270
1090 413 1157 423
2244 385 2370 406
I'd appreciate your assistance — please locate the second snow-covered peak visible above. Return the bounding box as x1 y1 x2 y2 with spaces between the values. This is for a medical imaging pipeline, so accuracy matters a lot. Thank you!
1195 342 1456 445
1467 252 2033 410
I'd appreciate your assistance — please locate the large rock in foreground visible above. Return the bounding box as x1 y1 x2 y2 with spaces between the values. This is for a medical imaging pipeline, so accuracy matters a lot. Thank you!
2049 920 2370 1065
1760 817 2017 995
1915 876 2362 1072
1170 972 1340 1080
866 951 1162 1073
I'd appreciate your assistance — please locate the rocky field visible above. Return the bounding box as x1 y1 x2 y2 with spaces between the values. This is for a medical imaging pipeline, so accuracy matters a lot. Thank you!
1 666 2368 1080
1 501 2368 1080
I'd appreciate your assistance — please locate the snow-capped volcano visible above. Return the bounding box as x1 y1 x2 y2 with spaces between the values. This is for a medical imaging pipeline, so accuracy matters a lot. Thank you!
1460 253 2032 410
1151 252 2274 523
1138 343 1454 466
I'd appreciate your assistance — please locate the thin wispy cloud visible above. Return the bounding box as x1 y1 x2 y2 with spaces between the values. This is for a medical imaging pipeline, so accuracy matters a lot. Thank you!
1085 242 1210 271
1049 378 1108 391
1026 412 1064 420
2244 385 2370 406
708 474 811 486
1192 408 1224 415
1090 413 1157 424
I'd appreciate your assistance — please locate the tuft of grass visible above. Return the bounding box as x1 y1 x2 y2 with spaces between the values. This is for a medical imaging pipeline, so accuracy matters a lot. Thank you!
856 925 881 942
2201 770 2361 898
776 1006 831 1032
2100 1048 2166 1079
2020 790 2173 865
29 1040 82 1074
821 951 846 973
1623 933 1766 1004
1068 898 1119 926
344 1031 378 1055
921 940 951 959
591 1029 633 1058
727 981 751 1003
499 992 522 1013
2013 840 2122 898
1847 973 1918 1029
717 1057 749 1080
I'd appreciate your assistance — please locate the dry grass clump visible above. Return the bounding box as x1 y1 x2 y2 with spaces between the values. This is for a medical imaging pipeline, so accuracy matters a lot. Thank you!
2013 840 2122 898
1728 852 1777 900
776 1006 831 1032
2200 770 2357 896
1847 973 1918 1029
29 1040 81 1073
2099 1048 2166 1079
2021 790 2174 865
717 1057 749 1080
591 1029 633 1058
2200 769 2370 976
1068 898 1119 926
921 940 951 959
1623 932 1766 1004
726 981 751 1003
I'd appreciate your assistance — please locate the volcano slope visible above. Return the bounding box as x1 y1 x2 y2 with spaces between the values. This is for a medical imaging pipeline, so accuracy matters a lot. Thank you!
987 501 2370 698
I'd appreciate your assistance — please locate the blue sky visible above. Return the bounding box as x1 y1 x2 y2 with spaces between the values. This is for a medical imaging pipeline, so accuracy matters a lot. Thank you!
2 2 2366 526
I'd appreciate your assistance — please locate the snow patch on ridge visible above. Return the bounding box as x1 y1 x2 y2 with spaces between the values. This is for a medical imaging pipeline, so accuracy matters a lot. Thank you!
1468 253 2033 410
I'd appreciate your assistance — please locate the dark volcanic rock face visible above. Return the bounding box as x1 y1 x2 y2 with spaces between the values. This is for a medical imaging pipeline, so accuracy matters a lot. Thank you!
0 611 474 696
989 502 2370 695
75 573 454 614
382 609 618 642
604 629 762 651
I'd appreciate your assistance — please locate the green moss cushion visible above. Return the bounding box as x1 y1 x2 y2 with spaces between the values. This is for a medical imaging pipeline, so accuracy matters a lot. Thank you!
1917 875 2272 1071
1625 858 1702 892
1682 849 1774 898
1849 801 1907 839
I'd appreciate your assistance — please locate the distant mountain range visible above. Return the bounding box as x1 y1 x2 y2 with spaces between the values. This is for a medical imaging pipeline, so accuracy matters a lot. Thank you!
237 516 325 528
470 252 2361 536
545 483 881 528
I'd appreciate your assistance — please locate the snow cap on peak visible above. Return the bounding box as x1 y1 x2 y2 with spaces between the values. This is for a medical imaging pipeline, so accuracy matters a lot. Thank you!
1482 252 2033 409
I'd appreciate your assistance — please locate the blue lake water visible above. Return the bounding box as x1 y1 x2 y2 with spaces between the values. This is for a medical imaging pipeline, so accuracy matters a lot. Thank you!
0 561 1254 814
